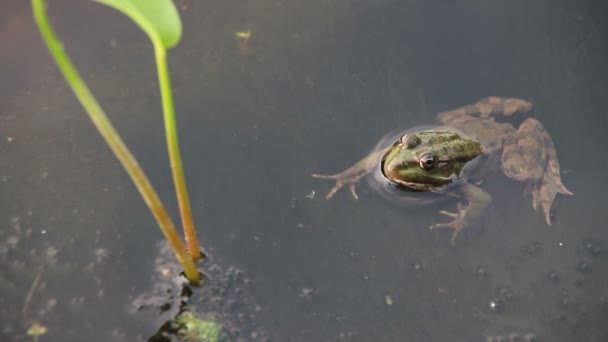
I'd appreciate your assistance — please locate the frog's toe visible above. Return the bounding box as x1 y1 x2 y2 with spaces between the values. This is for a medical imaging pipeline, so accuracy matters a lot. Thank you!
311 173 338 180
430 221 452 231
430 221 464 244
430 220 462 231
431 218 466 244
430 204 469 243
543 205 552 226
437 210 460 219
536 189 572 226
450 228 462 245
348 183 359 200
431 215 465 231
328 181 355 199
325 184 342 200
533 187 556 225
312 175 361 200
558 183 574 196
534 173 574 225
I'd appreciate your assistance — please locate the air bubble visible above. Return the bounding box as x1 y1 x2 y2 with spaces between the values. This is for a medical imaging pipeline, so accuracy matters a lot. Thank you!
497 286 514 301
508 333 522 342
488 297 504 313
412 261 424 275
476 265 488 278
582 238 603 257
548 270 560 284
577 261 591 273
523 241 541 255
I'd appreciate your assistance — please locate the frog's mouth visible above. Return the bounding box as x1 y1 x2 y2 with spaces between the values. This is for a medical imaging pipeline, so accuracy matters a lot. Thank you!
388 177 449 192
390 181 431 192
380 160 452 192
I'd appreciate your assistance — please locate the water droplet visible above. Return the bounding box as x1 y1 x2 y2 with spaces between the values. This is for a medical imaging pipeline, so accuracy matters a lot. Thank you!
488 297 504 313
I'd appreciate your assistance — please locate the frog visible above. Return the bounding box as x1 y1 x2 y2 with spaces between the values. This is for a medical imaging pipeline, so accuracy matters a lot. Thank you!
312 97 573 243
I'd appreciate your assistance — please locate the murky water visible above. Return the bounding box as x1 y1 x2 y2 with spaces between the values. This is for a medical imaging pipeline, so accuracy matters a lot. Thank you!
1 0 607 341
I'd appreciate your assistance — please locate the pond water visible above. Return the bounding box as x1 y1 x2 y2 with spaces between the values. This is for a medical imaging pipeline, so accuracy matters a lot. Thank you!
1 0 607 341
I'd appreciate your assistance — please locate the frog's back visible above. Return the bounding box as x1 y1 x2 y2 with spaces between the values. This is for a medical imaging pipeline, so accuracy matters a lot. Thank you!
448 119 515 154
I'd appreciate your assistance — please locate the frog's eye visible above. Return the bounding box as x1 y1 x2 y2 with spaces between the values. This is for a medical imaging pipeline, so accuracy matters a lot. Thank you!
400 134 421 148
418 153 437 170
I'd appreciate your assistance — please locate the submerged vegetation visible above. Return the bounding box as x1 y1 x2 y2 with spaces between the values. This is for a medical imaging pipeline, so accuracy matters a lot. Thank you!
31 0 203 282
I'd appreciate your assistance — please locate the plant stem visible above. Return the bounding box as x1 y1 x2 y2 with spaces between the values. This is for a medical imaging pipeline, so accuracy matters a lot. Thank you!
32 0 201 283
153 43 202 261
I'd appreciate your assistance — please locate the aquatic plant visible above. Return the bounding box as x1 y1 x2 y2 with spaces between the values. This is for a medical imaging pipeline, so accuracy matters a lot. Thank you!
176 312 222 342
32 0 202 282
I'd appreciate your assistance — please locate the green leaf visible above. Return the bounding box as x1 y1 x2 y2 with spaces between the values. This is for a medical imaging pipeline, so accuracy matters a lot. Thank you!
95 0 182 49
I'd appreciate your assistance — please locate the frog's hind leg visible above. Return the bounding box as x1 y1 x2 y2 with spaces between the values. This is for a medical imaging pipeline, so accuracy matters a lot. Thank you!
500 118 573 225
437 97 533 125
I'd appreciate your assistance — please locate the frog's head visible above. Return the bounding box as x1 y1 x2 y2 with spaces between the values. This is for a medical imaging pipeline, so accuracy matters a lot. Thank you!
381 131 482 191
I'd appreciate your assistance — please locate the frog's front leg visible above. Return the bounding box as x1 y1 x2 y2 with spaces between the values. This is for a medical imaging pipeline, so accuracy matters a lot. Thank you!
501 118 573 224
312 150 385 199
430 183 491 244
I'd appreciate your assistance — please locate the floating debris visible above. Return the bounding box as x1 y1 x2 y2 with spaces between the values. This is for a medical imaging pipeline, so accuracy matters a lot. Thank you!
177 312 222 342
27 321 48 339
235 30 251 40
235 30 253 55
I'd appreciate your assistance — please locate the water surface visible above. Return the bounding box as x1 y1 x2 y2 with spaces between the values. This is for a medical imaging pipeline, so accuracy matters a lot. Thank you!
1 0 607 340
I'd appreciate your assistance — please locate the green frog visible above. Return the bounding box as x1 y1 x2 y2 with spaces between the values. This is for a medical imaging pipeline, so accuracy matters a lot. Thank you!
312 97 573 243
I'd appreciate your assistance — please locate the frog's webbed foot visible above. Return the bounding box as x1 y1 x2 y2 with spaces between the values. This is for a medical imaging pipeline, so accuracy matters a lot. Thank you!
530 168 573 225
501 118 573 225
430 184 491 244
311 172 364 199
430 203 467 244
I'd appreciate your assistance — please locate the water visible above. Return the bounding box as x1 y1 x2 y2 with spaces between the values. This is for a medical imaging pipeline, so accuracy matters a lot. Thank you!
1 0 607 341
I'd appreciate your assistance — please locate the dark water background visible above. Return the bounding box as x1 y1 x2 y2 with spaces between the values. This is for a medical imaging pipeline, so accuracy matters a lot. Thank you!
1 0 607 341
